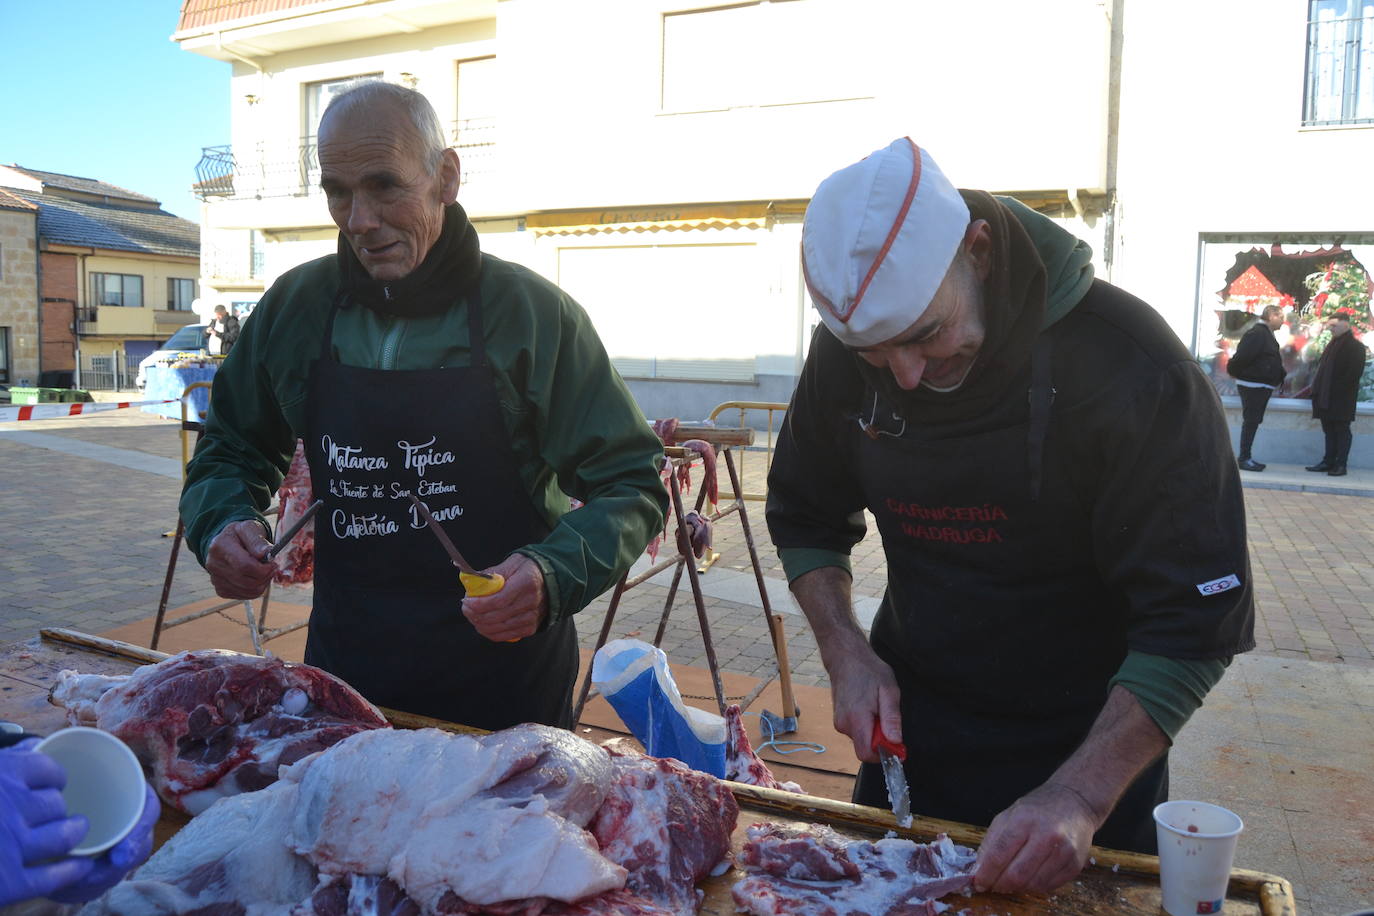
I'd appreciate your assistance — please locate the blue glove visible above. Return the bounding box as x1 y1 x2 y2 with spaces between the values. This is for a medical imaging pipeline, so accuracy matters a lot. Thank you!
47 782 161 904
0 741 95 906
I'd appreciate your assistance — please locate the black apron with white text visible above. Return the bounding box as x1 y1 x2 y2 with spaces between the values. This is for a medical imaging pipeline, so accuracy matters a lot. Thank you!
848 368 1167 854
301 292 578 731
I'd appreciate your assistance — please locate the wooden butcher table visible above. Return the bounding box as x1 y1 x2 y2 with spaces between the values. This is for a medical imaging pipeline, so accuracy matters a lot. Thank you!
0 630 1298 916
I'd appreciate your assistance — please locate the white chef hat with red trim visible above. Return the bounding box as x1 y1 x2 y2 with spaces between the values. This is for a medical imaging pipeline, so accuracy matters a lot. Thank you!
802 138 970 348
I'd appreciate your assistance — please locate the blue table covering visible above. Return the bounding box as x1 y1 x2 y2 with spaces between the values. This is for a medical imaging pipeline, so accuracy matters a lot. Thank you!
142 365 217 422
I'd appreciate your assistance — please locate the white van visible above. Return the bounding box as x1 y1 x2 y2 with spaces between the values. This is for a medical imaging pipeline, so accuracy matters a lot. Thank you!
136 323 209 391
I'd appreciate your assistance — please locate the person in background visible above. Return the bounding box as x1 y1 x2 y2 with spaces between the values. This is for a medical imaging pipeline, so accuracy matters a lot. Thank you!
179 80 666 732
767 138 1254 896
0 736 160 908
1305 313 1368 477
1227 304 1286 471
204 305 240 357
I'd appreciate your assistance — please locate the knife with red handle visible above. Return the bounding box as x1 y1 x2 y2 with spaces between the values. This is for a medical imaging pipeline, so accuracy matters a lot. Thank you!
872 720 911 825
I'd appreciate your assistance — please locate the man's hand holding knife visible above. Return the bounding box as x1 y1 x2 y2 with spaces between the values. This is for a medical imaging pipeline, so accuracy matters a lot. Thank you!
407 492 547 642
205 500 322 599
459 553 548 642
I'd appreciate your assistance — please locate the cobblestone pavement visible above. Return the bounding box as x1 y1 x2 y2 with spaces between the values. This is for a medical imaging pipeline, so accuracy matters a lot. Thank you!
3 407 1373 678
6 405 1374 911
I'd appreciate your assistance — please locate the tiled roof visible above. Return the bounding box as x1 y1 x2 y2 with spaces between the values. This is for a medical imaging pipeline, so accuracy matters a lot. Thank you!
0 187 37 213
12 192 200 259
176 0 333 31
3 165 159 205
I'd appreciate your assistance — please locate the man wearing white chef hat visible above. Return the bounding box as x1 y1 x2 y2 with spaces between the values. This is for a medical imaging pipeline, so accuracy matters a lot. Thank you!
767 138 1255 895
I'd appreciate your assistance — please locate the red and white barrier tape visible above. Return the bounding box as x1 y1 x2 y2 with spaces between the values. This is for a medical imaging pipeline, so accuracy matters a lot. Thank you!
0 398 177 423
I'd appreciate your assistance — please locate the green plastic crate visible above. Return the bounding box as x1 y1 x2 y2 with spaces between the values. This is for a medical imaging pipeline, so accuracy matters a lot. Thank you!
59 389 94 403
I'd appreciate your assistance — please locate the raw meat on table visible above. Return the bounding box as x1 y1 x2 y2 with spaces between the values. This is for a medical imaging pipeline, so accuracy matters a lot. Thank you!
84 725 739 916
274 440 315 586
578 752 739 916
722 705 802 794
732 822 978 916
50 649 389 814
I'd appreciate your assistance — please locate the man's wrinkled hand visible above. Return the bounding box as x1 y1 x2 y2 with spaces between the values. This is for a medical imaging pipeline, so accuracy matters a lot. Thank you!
205 520 274 599
461 554 547 642
973 782 1101 896
827 648 902 763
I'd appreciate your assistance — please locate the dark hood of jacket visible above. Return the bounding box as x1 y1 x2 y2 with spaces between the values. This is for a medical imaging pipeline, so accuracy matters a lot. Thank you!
853 190 1095 423
337 202 482 318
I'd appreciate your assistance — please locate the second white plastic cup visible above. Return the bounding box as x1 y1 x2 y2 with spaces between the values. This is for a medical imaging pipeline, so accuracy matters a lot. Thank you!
35 726 148 857
1153 800 1244 916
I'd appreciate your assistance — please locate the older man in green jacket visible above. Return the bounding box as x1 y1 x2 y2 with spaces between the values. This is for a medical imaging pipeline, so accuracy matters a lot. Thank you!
180 81 666 731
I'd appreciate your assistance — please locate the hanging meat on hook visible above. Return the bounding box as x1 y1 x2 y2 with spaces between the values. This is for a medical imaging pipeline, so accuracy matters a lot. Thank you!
646 419 718 561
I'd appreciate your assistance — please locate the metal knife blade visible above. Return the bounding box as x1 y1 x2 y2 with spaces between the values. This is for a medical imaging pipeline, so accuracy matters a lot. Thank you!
879 747 912 825
872 722 912 825
406 492 494 579
266 498 323 560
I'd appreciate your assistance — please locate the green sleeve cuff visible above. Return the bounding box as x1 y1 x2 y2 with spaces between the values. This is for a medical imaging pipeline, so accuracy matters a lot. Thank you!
1109 650 1231 741
516 547 563 629
778 547 852 584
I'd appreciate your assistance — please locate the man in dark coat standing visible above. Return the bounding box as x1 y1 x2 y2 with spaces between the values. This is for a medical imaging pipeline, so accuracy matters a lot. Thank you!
1227 305 1286 471
1306 313 1368 476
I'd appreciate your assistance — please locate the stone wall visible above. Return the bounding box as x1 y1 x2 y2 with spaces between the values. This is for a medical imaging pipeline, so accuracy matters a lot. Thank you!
0 208 39 384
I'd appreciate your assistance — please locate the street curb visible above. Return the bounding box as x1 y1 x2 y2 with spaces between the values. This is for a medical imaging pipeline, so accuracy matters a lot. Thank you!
1240 479 1374 498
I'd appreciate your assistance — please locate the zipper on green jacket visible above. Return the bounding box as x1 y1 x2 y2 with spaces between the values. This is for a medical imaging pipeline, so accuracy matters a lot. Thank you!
378 317 406 370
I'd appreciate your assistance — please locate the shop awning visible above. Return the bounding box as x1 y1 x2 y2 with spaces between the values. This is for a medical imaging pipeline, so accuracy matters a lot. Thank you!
526 202 794 237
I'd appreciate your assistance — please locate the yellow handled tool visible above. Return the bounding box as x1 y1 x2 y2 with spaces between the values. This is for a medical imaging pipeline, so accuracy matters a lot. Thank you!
408 493 518 641
459 570 505 596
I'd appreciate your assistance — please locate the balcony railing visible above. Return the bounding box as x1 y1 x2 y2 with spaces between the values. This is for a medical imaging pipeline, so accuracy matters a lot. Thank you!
202 241 264 283
450 117 496 186
76 305 98 336
192 118 497 202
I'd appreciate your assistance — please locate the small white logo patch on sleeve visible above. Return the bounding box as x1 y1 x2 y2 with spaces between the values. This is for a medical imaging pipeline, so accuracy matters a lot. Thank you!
1197 574 1242 596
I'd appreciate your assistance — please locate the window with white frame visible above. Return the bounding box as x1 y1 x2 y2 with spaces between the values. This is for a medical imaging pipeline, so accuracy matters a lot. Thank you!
304 74 383 140
662 0 872 112
304 73 383 191
1304 0 1374 125
455 56 497 184
92 273 143 308
167 278 195 310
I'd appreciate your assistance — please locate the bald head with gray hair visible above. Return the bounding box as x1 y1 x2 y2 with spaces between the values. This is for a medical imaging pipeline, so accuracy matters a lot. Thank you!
322 80 450 174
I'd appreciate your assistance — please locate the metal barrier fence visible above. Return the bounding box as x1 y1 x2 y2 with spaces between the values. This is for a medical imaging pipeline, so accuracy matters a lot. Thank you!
706 400 789 501
76 350 133 391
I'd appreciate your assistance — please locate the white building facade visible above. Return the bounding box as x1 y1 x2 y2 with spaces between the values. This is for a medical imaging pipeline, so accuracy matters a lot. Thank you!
175 0 1374 459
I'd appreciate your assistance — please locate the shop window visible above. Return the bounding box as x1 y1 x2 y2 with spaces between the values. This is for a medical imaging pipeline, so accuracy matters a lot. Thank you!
556 241 767 382
168 278 196 310
92 273 144 308
1303 0 1374 125
1196 236 1374 402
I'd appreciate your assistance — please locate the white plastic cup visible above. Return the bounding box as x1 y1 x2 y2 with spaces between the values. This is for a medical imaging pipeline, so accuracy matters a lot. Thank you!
1153 800 1244 916
35 726 148 857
